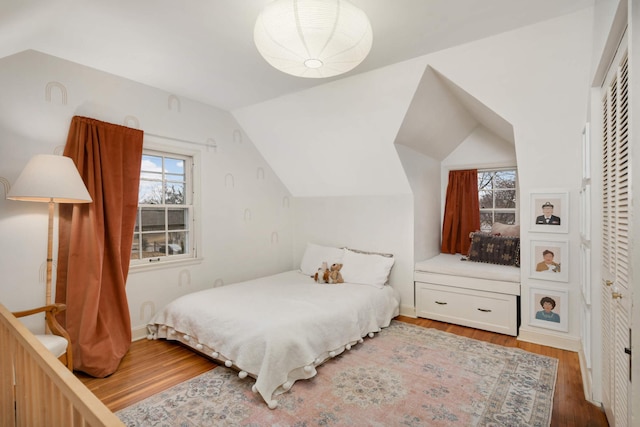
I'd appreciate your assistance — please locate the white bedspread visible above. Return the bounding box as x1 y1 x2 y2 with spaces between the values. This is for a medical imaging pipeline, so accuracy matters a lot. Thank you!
147 270 400 407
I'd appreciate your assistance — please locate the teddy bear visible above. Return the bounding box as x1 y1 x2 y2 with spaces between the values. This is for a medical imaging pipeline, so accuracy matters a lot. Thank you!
328 263 344 284
313 262 329 283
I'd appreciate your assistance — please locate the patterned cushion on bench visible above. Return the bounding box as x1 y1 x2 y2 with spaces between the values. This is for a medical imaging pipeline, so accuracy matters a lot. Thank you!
467 232 520 267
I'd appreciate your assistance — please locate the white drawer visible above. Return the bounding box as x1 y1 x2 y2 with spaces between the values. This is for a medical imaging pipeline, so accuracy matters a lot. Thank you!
414 271 520 296
416 282 519 336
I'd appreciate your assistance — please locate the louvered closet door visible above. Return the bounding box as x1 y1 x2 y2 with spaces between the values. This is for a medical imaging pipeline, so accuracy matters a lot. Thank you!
600 32 632 427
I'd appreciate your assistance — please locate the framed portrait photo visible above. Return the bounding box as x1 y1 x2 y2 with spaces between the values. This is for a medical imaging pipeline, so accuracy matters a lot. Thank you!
530 239 569 282
530 191 569 234
529 286 569 332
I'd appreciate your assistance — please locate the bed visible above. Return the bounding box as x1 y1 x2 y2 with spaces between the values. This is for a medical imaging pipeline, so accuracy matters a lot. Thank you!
147 244 399 408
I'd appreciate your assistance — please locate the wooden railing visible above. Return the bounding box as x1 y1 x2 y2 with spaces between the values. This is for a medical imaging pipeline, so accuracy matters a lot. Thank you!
0 303 124 427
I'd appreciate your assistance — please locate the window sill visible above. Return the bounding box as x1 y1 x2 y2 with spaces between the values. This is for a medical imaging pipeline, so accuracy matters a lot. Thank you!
129 256 203 274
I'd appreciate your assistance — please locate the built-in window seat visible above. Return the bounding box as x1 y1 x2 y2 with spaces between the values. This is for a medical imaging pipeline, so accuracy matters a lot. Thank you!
414 253 521 336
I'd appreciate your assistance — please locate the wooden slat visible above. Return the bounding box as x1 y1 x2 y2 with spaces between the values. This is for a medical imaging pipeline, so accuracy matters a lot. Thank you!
77 338 215 412
0 303 123 427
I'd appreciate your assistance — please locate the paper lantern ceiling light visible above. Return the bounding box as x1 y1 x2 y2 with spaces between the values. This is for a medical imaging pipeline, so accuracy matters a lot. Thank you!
254 0 373 78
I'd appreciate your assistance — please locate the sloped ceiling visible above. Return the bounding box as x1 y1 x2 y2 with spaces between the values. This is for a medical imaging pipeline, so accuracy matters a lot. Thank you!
232 60 425 197
394 66 514 161
0 0 594 111
434 69 515 145
234 57 517 197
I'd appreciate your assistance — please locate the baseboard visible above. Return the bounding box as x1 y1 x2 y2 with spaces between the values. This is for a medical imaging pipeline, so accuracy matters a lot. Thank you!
578 345 599 405
517 326 581 352
399 304 416 318
132 325 149 342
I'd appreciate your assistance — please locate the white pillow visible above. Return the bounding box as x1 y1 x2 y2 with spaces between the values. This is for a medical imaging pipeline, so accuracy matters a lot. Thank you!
299 243 344 276
490 222 520 237
340 248 395 288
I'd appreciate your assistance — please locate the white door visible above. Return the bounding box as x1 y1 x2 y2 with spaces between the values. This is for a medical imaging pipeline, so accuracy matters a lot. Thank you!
600 32 632 427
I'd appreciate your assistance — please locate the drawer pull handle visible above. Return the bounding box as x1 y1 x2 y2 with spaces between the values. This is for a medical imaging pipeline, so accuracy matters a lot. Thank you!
477 308 492 313
435 301 448 305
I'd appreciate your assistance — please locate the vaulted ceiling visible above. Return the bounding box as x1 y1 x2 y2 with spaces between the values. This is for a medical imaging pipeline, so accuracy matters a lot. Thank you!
0 0 594 111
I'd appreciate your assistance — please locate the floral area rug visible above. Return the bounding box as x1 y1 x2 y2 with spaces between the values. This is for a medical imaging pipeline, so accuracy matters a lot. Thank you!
117 321 557 426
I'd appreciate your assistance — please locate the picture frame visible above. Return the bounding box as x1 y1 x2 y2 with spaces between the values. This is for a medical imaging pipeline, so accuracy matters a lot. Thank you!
529 286 569 332
530 191 569 233
580 243 591 305
579 185 591 241
530 239 569 282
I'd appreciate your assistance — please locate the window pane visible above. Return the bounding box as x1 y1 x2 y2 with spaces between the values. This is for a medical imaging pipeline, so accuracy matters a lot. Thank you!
166 174 185 183
141 155 162 172
168 231 187 255
142 232 166 258
140 208 165 232
131 235 140 260
164 158 185 175
495 189 516 208
140 170 162 182
494 171 516 188
478 172 493 191
479 190 493 209
480 212 493 232
165 182 185 205
139 180 163 204
168 209 188 230
495 212 516 225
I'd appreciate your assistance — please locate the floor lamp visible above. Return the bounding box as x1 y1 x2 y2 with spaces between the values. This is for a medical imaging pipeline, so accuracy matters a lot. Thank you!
7 154 92 313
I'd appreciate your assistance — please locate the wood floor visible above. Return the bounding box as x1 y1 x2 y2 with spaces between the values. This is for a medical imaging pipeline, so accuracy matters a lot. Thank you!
77 316 609 426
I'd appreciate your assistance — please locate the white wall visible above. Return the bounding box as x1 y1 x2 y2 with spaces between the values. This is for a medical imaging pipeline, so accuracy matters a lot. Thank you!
443 125 516 170
0 50 293 334
395 144 441 264
590 0 627 83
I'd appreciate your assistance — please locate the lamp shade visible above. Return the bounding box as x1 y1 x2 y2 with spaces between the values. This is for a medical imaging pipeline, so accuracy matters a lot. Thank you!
7 154 92 203
254 0 373 78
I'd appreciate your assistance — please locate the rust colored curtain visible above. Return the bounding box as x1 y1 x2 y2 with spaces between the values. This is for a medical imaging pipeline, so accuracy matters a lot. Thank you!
441 169 480 255
56 116 143 377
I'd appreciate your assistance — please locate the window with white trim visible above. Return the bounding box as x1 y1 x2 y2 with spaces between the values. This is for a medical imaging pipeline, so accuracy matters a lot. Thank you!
131 149 195 265
478 168 518 232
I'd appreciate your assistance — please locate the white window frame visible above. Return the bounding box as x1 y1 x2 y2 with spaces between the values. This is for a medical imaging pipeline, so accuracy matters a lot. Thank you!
130 140 201 271
478 167 518 232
